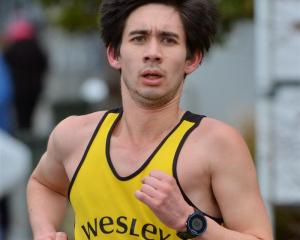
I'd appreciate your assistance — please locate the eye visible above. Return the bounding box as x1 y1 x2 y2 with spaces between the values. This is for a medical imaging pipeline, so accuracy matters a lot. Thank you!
131 35 146 44
162 37 177 45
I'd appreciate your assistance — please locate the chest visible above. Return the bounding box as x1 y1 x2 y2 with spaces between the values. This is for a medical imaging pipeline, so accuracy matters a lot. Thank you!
69 116 221 221
109 134 211 194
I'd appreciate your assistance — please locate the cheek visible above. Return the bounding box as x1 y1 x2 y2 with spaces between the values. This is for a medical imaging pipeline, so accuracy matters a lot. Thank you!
168 56 187 75
119 47 140 71
167 49 187 67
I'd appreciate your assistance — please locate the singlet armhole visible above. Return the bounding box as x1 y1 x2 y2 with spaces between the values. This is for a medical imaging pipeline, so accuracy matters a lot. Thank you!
172 112 224 225
67 108 120 201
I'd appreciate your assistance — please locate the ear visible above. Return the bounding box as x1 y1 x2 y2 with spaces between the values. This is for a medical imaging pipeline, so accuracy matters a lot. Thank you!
184 50 202 75
107 44 121 70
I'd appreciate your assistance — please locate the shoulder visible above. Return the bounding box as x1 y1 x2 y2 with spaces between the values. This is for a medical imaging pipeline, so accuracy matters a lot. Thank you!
203 117 247 148
54 110 107 135
192 116 247 146
191 116 253 168
48 111 107 161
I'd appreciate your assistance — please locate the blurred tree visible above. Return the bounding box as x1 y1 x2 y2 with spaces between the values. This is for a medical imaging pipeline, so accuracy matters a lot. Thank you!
36 0 101 32
217 0 253 31
35 0 253 33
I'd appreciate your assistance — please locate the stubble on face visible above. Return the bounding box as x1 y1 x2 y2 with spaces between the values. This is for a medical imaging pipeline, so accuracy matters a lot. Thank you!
119 4 188 109
122 73 184 109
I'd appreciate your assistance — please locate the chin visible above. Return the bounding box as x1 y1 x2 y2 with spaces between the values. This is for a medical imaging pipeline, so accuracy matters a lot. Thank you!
136 93 173 108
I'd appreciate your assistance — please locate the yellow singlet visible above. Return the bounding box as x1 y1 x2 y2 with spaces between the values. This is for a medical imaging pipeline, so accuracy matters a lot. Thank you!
69 108 207 240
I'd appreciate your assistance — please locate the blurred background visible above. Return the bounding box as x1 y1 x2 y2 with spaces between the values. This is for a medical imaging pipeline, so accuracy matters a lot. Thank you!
0 0 299 239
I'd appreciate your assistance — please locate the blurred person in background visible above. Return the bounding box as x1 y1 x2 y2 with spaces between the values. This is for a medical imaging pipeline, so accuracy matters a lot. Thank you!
0 45 14 133
27 1 273 240
4 18 48 131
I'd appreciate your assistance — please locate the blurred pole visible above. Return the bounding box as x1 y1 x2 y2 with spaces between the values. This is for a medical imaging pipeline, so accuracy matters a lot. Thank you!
256 0 300 237
255 0 275 228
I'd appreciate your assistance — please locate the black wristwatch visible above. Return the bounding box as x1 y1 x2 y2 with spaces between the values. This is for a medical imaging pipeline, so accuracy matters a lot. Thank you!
176 209 207 239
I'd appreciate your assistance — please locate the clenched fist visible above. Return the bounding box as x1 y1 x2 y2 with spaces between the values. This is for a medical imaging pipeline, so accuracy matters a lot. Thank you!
135 170 194 232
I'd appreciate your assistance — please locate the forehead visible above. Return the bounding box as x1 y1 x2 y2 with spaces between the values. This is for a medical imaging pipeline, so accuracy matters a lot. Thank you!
124 3 184 36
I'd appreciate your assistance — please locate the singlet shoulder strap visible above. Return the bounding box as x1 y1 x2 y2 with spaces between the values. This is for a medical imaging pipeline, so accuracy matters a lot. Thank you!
174 111 224 225
182 111 206 124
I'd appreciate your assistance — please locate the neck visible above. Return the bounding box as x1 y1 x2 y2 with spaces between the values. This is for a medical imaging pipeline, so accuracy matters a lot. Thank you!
116 94 184 145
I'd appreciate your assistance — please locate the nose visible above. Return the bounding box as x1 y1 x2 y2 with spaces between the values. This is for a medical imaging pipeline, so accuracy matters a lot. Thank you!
143 39 162 63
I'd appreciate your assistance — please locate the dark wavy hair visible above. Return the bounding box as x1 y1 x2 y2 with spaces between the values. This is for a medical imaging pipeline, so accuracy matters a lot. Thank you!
100 0 218 59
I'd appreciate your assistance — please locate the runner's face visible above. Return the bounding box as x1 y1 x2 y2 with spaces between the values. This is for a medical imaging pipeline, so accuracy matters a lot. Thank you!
114 4 197 108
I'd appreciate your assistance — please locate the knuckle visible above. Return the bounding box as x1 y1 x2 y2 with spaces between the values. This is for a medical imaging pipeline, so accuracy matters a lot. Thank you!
164 175 173 185
143 176 149 183
157 193 168 205
152 200 162 210
139 194 146 201
161 182 172 193
160 193 168 202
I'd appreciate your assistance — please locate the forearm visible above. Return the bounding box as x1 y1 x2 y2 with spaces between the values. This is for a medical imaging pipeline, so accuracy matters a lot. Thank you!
27 176 68 238
197 217 272 240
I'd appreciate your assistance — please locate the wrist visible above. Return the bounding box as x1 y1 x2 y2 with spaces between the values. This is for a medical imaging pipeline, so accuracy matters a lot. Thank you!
34 232 67 240
33 227 57 240
34 232 56 240
177 205 195 232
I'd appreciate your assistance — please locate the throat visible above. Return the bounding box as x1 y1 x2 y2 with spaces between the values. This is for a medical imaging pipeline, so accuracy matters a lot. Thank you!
107 108 186 178
119 108 184 144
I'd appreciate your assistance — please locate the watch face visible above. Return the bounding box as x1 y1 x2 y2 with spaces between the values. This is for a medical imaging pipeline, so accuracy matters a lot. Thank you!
191 216 204 231
188 212 207 235
176 210 207 239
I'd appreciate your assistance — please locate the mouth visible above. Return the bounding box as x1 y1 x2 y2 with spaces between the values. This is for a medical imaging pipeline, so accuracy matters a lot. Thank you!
142 73 162 79
141 70 164 80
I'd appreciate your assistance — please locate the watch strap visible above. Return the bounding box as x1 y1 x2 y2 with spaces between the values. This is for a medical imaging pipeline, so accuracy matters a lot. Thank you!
176 231 195 239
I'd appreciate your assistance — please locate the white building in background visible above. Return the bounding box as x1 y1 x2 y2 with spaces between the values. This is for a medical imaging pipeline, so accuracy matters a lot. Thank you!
255 0 300 227
182 20 255 133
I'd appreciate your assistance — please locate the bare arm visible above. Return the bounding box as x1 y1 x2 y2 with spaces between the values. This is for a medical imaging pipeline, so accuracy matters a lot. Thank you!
199 122 273 239
27 120 71 239
136 120 273 240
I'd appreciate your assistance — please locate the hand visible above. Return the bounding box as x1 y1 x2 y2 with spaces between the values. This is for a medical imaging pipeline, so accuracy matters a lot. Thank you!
135 170 194 231
35 232 68 240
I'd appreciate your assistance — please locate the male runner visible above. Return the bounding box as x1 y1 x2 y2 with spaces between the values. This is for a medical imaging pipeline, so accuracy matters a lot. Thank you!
27 0 273 239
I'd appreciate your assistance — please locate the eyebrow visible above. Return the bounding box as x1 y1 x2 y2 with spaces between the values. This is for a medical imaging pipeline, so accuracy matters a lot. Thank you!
160 31 179 39
129 30 149 36
129 30 180 39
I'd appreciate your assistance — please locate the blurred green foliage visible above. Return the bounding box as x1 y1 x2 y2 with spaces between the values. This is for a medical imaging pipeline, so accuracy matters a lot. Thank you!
217 0 253 31
35 0 253 33
36 0 101 32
